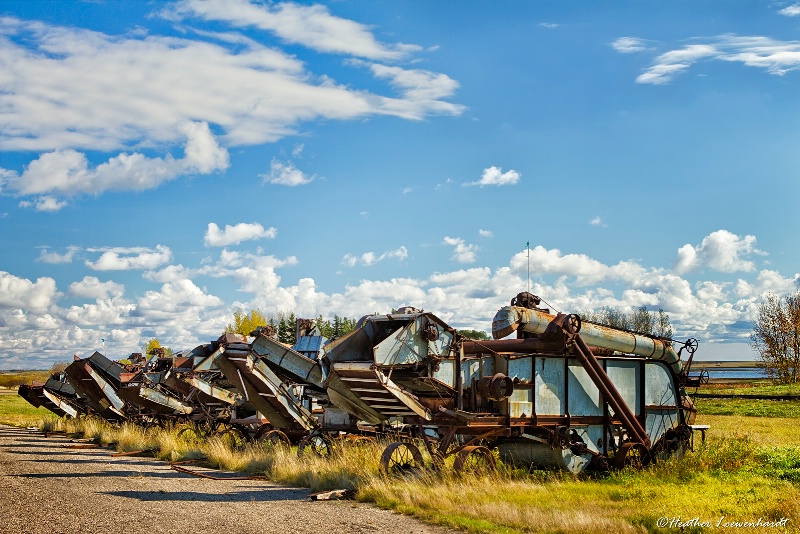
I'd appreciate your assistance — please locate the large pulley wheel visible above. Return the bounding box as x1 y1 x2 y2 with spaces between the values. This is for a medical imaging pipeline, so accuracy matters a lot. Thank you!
453 446 496 475
297 432 333 458
614 442 650 470
421 322 439 342
379 442 425 476
564 314 582 334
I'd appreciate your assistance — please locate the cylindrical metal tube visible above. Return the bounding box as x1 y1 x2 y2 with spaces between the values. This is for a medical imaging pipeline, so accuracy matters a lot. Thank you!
492 306 681 373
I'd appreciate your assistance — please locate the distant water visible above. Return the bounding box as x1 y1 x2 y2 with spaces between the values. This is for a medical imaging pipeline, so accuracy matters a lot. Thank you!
704 367 767 380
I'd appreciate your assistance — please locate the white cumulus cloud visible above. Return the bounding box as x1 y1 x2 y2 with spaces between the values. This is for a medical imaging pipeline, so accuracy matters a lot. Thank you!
68 276 125 300
262 158 314 186
779 3 800 16
674 230 765 274
342 246 409 267
443 237 478 264
204 222 277 247
85 245 173 271
463 166 521 187
37 246 80 264
3 122 228 202
0 272 58 310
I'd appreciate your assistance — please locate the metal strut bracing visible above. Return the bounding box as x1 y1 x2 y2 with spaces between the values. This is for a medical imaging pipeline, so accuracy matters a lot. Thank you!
557 313 651 449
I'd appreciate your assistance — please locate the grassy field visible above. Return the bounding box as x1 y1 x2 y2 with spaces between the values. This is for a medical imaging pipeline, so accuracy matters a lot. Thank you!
0 370 51 389
0 388 53 426
2 387 798 533
701 382 800 396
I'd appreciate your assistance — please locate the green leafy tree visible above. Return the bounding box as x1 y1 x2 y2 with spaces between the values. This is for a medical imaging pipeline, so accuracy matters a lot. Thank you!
751 291 800 384
144 338 173 357
655 309 673 339
226 309 269 336
276 311 295 345
342 316 357 335
630 305 655 334
458 329 490 340
316 314 333 338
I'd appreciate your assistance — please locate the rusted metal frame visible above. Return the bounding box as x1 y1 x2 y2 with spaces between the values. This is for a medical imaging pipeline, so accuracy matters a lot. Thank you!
531 357 536 425
462 338 565 354
186 376 241 406
638 360 646 427
110 448 157 457
429 425 458 458
455 343 463 411
445 427 508 458
247 354 318 431
170 464 267 480
516 415 609 425
437 405 477 421
571 334 650 448
563 356 570 421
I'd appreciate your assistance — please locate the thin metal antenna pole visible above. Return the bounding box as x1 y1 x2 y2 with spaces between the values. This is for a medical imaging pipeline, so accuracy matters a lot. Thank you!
526 241 530 293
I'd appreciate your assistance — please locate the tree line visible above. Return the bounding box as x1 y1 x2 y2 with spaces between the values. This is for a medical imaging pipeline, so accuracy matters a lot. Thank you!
579 305 674 339
225 309 358 346
751 291 800 384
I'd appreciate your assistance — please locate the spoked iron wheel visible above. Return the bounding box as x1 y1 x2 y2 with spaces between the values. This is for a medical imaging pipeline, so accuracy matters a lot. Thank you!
453 446 496 476
216 426 247 450
614 442 650 470
379 442 425 477
256 428 291 448
177 423 210 442
297 432 333 458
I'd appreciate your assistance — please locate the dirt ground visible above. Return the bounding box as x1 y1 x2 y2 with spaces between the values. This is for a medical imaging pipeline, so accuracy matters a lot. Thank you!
0 425 448 534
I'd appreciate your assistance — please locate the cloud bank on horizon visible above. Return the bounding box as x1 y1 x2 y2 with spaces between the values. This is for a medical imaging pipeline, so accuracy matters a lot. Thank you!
1 226 796 367
1 0 799 367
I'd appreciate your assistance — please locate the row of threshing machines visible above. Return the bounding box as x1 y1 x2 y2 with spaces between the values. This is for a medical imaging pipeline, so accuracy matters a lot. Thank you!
19 292 707 474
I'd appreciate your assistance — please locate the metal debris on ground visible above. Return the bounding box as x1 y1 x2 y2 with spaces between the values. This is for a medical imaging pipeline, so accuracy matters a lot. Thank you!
309 489 356 501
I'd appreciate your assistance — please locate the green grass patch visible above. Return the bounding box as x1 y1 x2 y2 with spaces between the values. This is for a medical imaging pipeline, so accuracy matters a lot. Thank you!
693 397 800 418
0 389 54 426
0 371 51 389
702 382 800 396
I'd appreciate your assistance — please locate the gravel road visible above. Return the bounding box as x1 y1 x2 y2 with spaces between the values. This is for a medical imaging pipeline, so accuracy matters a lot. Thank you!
0 425 448 534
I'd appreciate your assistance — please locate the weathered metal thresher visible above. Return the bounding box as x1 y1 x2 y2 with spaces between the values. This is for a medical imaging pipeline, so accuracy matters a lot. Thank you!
17 291 702 476
262 293 699 474
214 320 384 451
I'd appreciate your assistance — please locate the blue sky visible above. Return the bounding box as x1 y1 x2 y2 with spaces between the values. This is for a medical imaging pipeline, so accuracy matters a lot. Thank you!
2 0 799 368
